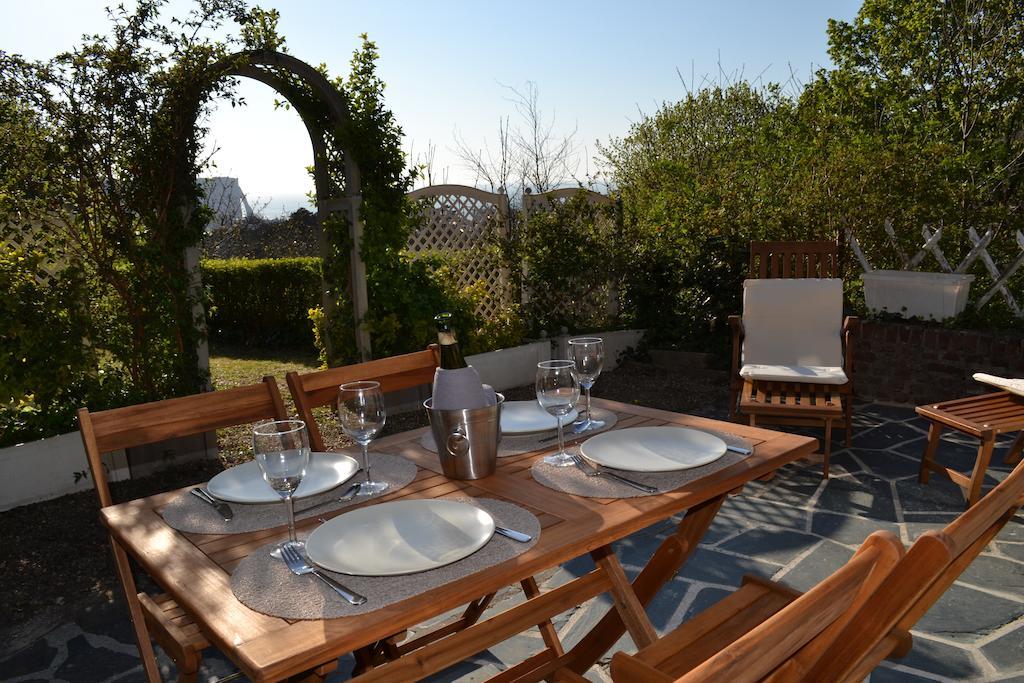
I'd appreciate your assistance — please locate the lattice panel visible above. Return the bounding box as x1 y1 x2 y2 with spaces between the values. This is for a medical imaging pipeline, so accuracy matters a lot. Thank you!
406 186 511 319
2 218 69 287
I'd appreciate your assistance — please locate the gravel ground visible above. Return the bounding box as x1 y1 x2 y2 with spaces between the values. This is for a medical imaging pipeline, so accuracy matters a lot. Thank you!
0 357 727 640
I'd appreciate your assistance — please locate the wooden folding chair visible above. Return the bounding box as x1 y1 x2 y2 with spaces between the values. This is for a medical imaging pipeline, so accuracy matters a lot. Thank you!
78 377 288 683
729 241 858 477
803 454 1024 680
285 346 439 453
609 530 903 682
609 456 1024 682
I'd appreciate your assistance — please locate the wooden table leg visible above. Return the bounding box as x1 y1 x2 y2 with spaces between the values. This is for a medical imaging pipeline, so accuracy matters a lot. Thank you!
560 494 726 675
110 538 162 683
521 577 564 656
590 546 657 649
1005 432 1024 466
919 422 943 484
823 418 833 480
968 438 996 507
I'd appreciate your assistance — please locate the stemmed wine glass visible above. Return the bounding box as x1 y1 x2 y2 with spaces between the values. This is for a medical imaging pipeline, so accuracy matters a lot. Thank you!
253 419 311 554
569 337 605 433
338 380 389 495
536 360 581 467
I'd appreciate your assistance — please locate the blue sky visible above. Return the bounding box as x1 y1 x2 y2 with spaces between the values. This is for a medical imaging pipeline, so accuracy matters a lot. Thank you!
1 1 862 214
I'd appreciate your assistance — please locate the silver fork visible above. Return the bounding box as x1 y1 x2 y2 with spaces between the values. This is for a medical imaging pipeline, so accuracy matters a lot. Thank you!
280 544 367 605
571 453 658 494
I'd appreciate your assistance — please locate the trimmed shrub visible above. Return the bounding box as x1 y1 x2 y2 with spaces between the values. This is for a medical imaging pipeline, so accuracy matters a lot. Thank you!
202 257 322 349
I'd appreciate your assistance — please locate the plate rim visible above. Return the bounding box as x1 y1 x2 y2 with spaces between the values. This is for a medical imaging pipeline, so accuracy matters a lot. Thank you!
580 426 727 473
306 499 496 576
501 400 579 435
206 451 359 504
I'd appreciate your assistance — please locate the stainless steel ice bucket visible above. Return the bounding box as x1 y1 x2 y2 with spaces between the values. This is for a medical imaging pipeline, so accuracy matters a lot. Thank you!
423 393 504 480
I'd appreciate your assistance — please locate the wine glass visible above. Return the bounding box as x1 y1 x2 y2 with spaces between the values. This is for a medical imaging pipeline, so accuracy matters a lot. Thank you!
338 380 389 495
569 337 605 433
536 360 581 467
253 419 310 554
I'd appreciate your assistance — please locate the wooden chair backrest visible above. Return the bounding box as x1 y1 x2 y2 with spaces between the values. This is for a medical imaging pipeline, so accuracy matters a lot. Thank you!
78 376 288 508
286 346 440 452
749 241 838 279
610 531 902 683
805 457 1024 681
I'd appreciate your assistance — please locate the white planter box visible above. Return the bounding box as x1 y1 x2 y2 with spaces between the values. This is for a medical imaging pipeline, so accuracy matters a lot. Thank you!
0 431 129 511
467 340 552 391
862 270 974 321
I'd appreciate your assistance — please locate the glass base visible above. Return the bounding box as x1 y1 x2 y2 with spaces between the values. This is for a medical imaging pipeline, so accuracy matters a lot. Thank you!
543 451 576 467
571 417 606 434
357 480 390 495
270 538 305 558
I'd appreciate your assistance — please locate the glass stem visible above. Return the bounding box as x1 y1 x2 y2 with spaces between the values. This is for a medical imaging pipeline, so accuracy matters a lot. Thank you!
585 385 593 423
556 415 565 455
284 494 297 545
362 441 371 484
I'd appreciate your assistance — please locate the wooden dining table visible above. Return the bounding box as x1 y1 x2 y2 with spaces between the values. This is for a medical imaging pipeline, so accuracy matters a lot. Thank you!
101 397 817 682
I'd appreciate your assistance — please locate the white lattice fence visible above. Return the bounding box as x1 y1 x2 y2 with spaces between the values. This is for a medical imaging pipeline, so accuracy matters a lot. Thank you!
1 217 70 287
406 185 511 319
521 188 618 326
847 222 1024 316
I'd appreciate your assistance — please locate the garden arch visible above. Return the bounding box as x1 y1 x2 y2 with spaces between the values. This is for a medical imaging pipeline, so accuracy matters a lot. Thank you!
188 49 371 360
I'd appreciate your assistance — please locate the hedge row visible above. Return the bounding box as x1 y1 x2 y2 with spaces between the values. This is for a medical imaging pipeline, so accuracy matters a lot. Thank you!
202 257 321 348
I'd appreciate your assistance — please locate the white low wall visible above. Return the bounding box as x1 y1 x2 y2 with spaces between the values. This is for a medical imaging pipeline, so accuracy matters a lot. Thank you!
467 340 552 391
0 431 129 512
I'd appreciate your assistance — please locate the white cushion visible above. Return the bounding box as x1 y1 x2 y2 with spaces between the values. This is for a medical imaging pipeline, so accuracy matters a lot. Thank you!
740 364 848 385
742 278 844 368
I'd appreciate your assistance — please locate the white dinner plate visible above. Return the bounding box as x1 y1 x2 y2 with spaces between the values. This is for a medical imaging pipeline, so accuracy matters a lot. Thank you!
306 499 495 576
580 426 727 472
501 400 579 435
207 452 359 504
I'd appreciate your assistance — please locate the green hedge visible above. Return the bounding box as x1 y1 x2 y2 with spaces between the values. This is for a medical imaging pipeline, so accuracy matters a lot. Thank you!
202 257 322 349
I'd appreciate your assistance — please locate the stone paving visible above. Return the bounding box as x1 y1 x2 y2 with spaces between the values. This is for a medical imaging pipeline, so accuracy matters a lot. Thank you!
2 402 1023 682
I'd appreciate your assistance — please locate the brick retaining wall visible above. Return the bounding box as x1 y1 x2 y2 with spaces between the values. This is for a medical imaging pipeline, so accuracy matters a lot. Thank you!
855 320 1024 405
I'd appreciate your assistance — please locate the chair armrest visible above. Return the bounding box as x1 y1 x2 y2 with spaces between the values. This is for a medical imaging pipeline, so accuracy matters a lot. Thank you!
842 316 859 377
729 315 744 380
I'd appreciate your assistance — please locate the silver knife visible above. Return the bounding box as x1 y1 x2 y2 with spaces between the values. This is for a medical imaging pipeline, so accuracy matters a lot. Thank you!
191 487 233 521
727 444 753 455
495 526 532 542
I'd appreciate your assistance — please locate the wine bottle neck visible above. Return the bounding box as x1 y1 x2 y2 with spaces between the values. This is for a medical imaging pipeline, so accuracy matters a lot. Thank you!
438 339 467 369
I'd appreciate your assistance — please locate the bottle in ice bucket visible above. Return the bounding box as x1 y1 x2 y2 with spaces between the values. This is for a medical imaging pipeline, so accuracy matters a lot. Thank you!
432 312 497 410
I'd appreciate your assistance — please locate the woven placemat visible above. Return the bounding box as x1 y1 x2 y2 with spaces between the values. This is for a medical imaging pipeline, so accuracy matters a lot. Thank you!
420 407 618 458
161 453 418 535
531 429 755 499
230 498 540 619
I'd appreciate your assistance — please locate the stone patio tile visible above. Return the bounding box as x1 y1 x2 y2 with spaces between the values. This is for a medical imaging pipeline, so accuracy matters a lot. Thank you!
854 423 924 450
677 548 781 587
981 623 1024 671
896 477 969 512
849 447 923 480
718 527 820 564
717 496 808 532
811 510 900 546
0 637 57 677
858 403 919 422
775 540 854 592
916 583 1024 644
815 471 898 521
896 633 988 679
960 556 1024 597
868 663 945 682
998 543 1024 562
753 467 823 508
53 633 140 682
828 449 865 473
681 585 733 622
698 512 753 546
646 577 691 633
903 512 959 541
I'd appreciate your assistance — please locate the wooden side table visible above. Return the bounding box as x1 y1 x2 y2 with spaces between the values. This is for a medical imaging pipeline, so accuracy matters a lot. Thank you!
739 379 843 478
917 391 1024 507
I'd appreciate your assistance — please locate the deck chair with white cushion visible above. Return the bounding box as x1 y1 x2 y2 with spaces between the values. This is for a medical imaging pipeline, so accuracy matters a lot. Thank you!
729 241 858 474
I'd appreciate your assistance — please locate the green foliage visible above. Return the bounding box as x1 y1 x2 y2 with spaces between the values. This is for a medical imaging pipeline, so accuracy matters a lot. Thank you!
202 257 322 348
518 191 623 334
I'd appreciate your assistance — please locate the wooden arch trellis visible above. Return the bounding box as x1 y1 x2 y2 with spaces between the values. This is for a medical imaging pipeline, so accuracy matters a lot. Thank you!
188 49 371 360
